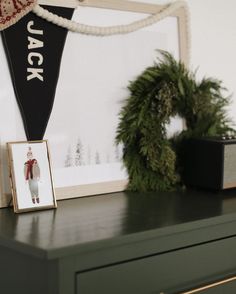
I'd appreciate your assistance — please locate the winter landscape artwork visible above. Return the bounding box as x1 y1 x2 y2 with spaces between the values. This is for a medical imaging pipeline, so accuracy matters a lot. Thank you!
7 140 57 213
0 1 188 207
45 7 183 199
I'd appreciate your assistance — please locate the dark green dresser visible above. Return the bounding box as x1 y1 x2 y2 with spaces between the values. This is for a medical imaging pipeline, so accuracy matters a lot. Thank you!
1 190 236 294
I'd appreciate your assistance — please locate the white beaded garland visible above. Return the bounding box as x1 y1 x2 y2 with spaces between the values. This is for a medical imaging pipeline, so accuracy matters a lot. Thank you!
32 1 188 36
32 0 191 61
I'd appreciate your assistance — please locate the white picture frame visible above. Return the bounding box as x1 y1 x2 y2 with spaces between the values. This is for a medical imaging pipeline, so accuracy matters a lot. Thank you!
7 140 57 213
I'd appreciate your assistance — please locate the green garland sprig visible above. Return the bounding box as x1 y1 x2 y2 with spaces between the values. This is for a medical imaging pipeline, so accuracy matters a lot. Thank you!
116 51 234 192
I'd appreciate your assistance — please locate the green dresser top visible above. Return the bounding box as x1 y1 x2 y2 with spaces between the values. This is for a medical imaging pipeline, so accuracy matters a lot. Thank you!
1 190 236 260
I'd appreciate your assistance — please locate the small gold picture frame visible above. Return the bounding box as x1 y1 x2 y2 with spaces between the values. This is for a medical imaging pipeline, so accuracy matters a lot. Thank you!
7 140 57 213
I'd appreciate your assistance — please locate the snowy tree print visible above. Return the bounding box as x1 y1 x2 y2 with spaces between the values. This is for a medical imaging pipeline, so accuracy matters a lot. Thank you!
75 138 83 166
87 146 91 165
65 145 73 167
115 144 123 162
95 151 101 164
106 152 110 163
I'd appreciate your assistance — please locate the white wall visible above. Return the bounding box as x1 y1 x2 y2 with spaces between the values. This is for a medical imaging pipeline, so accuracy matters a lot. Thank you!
189 0 236 123
138 0 236 123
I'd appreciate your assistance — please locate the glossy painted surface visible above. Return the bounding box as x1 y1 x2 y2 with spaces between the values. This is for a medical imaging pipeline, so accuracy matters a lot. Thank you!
1 189 236 294
1 189 236 259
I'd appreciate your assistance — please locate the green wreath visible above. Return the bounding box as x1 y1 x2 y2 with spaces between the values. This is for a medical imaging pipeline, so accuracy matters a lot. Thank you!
116 51 234 192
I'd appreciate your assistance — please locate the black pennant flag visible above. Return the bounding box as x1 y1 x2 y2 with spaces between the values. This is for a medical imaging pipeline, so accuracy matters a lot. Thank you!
1 5 74 140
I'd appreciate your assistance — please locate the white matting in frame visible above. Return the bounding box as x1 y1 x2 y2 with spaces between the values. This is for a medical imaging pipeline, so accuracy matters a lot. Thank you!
7 140 57 213
0 1 189 207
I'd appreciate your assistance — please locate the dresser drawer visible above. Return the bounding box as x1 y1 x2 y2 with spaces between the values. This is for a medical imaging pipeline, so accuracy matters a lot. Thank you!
76 237 236 294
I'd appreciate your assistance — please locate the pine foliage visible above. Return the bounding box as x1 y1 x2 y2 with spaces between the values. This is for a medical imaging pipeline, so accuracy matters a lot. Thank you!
116 51 234 192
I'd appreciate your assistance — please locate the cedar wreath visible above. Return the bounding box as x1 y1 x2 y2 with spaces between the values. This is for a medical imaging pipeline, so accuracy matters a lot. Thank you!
116 51 234 192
